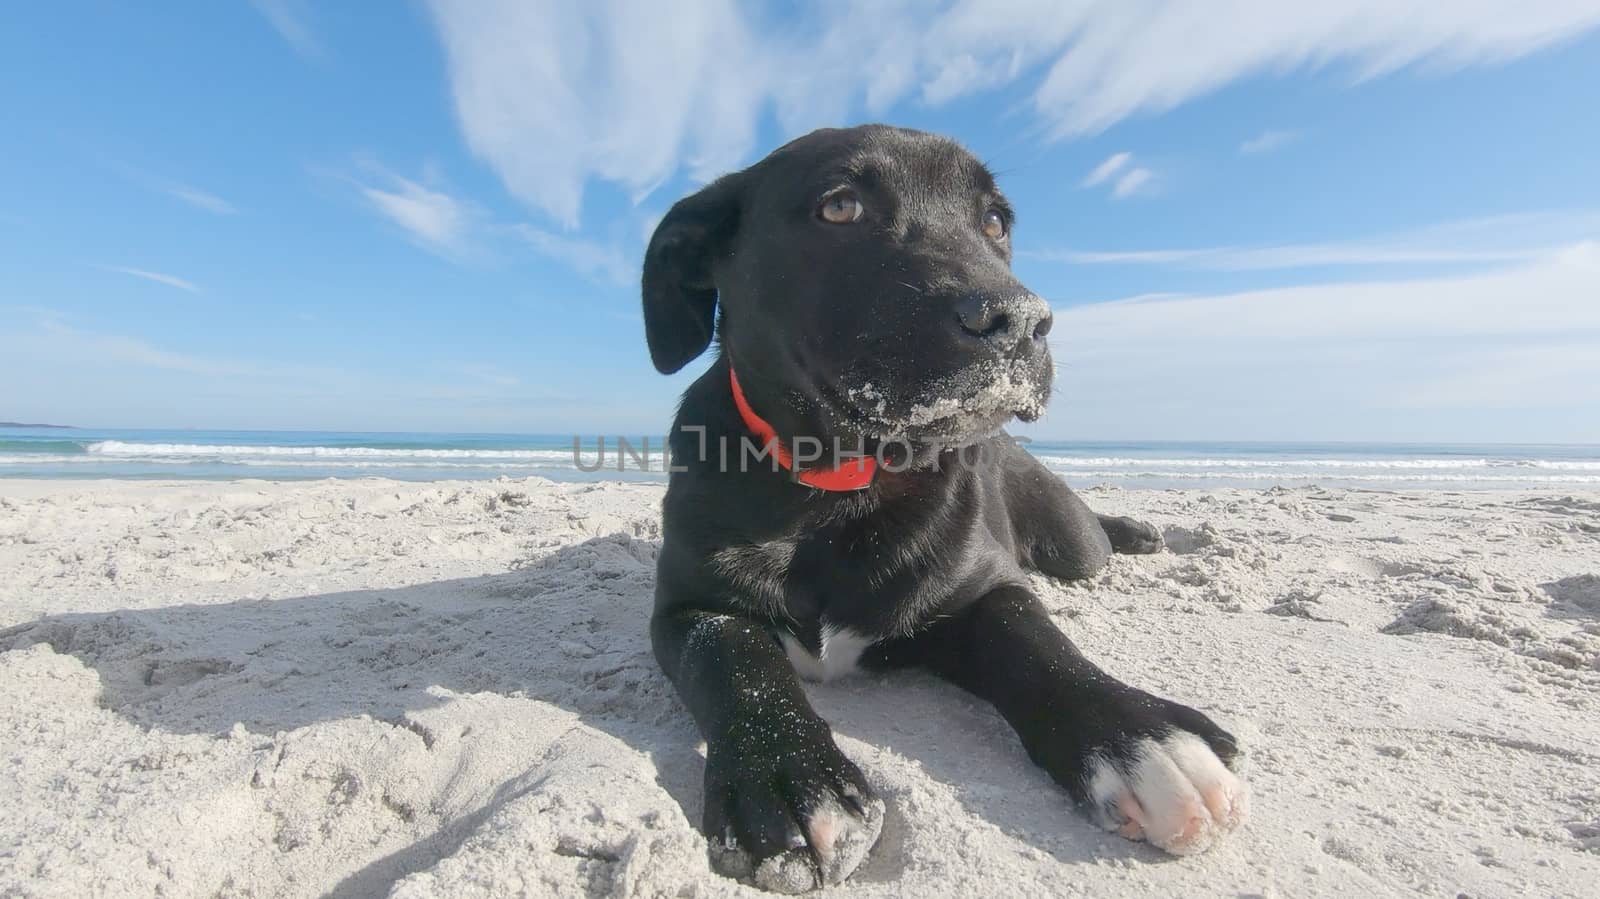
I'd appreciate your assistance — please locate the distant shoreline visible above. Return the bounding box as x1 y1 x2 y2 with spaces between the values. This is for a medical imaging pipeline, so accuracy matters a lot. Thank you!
0 422 74 429
1 428 1597 487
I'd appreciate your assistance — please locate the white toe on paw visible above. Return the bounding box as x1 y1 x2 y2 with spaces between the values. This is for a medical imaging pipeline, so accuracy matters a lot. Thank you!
1085 732 1248 855
802 793 885 886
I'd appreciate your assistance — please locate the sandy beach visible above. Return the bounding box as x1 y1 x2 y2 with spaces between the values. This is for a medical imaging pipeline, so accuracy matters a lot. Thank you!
2 477 1597 897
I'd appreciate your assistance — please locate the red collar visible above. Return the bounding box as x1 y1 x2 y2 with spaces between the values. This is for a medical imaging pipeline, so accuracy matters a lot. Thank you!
728 365 876 492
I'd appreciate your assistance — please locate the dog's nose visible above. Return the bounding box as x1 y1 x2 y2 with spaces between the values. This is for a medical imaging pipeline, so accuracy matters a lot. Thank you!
955 294 1053 349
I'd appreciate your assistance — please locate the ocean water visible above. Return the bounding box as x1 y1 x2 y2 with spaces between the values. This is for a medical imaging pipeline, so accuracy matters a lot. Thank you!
1 427 1598 490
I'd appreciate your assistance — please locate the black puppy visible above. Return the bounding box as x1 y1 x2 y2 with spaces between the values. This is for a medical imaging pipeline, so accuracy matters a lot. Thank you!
643 125 1247 893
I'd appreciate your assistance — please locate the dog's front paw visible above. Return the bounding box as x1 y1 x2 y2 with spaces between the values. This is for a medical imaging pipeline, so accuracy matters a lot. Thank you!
1069 695 1248 855
702 734 884 893
1100 515 1165 555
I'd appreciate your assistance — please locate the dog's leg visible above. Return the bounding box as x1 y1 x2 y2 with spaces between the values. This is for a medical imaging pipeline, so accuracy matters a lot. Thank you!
1000 442 1162 578
903 586 1248 854
1096 513 1165 555
652 607 884 893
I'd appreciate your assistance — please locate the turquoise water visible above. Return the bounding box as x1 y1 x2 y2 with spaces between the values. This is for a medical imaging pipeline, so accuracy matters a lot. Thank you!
2 427 1598 489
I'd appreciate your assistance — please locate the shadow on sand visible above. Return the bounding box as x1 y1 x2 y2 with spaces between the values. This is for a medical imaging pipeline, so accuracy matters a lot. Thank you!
3 533 1137 892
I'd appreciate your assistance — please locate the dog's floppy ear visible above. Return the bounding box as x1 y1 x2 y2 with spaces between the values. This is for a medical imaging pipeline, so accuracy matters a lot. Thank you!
641 172 744 374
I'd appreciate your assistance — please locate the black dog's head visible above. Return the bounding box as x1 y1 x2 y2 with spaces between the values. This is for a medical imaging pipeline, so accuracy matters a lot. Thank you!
643 124 1053 459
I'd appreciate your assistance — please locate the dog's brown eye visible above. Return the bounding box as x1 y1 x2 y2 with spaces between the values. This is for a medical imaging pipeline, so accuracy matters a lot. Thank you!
819 192 864 224
982 209 1008 241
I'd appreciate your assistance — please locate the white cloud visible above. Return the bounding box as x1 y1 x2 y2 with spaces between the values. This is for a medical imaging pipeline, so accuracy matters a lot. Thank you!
1024 210 1600 270
0 311 632 432
459 364 521 387
103 160 237 215
1038 242 1539 269
1081 151 1130 187
973 1 1600 139
423 0 1600 223
1060 243 1600 343
1081 152 1155 199
516 227 636 287
426 0 765 228
99 265 201 294
1041 248 1209 266
12 320 226 374
1239 128 1300 155
360 174 471 256
1045 243 1600 441
251 0 322 59
167 185 237 215
1111 167 1154 198
350 163 647 282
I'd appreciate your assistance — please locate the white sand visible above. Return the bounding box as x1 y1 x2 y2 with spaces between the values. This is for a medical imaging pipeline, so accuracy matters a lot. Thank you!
2 478 1598 897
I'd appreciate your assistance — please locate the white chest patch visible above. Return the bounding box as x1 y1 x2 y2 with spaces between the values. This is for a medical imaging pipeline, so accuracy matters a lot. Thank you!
779 624 874 682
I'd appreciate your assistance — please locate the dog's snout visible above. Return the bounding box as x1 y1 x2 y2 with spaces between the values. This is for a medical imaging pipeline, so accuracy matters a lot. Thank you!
955 294 1053 349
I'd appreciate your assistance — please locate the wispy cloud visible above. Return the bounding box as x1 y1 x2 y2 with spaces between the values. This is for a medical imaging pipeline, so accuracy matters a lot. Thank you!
1059 243 1600 343
424 1 1600 223
1024 211 1600 271
20 319 225 374
1081 152 1130 187
1035 243 1539 269
348 161 646 283
1111 167 1154 199
251 0 322 59
98 265 201 294
1040 249 1207 266
459 364 521 387
167 185 236 215
1047 242 1600 440
359 172 472 256
1240 129 1301 155
1081 152 1154 199
104 159 237 215
0 311 617 431
516 226 635 287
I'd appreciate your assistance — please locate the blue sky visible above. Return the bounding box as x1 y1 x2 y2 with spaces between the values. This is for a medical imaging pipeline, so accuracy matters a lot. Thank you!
3 1 1599 442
